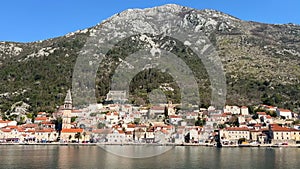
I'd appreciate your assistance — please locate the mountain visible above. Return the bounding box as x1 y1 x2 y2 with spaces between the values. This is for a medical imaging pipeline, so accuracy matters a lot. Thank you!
1 4 300 115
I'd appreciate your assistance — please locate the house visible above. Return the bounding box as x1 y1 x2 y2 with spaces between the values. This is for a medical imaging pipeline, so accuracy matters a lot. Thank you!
149 106 165 118
108 104 120 111
240 106 249 115
91 129 111 142
0 120 17 128
60 128 86 142
35 129 56 142
106 90 127 103
133 128 146 142
270 124 293 144
106 129 125 143
223 105 240 115
144 128 155 143
34 117 49 124
185 112 199 120
257 112 267 118
37 112 47 117
186 126 202 143
125 131 133 142
105 112 119 125
71 109 83 117
220 127 250 144
263 105 277 112
276 108 292 119
121 105 133 114
169 115 182 125
265 115 273 124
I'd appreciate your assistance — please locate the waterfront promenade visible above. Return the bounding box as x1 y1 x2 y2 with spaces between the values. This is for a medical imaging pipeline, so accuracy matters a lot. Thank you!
1 142 300 148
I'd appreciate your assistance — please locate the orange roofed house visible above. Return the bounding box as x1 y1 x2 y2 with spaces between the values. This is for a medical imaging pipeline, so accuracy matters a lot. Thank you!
60 128 89 143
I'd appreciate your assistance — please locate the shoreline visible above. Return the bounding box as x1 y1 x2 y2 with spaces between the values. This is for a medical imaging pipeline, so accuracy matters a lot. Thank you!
1 142 300 148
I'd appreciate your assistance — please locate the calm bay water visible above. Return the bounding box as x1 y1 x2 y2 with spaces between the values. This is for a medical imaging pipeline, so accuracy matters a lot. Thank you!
0 145 299 169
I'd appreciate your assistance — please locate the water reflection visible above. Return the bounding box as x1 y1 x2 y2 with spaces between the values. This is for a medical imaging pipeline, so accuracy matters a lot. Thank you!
0 146 299 169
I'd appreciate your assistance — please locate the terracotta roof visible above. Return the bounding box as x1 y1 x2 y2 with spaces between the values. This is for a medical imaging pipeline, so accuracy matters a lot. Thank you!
7 126 18 129
106 112 119 116
36 128 54 132
127 124 136 128
41 121 54 124
35 117 48 121
117 130 125 134
125 131 133 135
0 120 11 123
26 129 35 132
254 124 262 127
270 124 292 131
266 115 272 119
226 127 249 131
18 128 25 132
1 129 12 132
160 129 169 134
169 115 182 118
265 105 276 109
257 112 267 115
61 128 83 133
72 109 82 113
22 124 38 128
277 109 291 112
150 106 165 110
92 129 111 134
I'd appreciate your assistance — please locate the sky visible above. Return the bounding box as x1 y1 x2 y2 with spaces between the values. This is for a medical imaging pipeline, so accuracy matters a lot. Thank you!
1 0 300 42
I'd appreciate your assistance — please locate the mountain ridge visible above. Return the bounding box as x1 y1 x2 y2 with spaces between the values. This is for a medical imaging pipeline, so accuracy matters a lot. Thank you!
1 4 300 115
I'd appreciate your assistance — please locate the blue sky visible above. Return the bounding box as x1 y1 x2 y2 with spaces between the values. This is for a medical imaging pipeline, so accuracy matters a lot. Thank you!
1 0 299 42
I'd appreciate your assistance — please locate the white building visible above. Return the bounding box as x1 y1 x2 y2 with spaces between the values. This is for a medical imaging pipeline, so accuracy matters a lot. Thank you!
224 105 240 115
106 90 127 103
240 106 249 115
107 130 125 143
276 108 292 119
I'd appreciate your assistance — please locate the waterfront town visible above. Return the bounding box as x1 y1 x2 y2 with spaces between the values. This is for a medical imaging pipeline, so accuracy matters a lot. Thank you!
1 90 300 147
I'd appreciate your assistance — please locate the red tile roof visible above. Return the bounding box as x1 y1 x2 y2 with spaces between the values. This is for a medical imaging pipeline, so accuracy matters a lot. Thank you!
61 128 83 133
106 112 119 116
150 106 165 110
36 128 54 132
35 117 48 121
1 129 12 132
270 124 292 131
169 115 182 118
277 109 291 112
257 112 267 115
226 127 249 131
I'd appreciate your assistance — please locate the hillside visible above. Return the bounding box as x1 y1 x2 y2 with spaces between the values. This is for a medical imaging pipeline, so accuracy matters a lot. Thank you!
1 4 300 115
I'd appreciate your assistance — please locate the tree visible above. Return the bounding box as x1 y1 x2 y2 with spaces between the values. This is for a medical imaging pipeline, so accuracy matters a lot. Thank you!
82 132 86 142
97 122 105 129
54 117 63 139
195 116 206 126
164 106 168 118
74 132 82 143
71 116 77 123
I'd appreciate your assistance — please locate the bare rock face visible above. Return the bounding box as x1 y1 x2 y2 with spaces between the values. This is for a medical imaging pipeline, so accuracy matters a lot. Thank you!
0 4 300 113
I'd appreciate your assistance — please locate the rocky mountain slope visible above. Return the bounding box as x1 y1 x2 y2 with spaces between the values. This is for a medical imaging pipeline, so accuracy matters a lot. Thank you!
1 4 300 114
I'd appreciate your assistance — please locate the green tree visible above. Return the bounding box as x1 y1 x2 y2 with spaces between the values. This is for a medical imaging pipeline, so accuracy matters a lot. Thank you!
68 135 72 142
74 132 82 143
82 132 86 142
